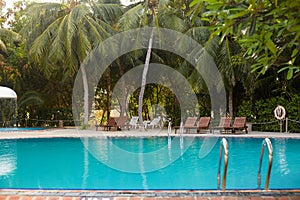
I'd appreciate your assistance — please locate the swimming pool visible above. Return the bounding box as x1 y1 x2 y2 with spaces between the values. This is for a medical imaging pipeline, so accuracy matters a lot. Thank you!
0 127 44 132
0 137 299 190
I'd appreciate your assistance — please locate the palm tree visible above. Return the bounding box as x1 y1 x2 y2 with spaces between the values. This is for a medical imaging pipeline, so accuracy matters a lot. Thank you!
0 28 21 62
118 0 188 127
21 0 123 126
205 35 253 117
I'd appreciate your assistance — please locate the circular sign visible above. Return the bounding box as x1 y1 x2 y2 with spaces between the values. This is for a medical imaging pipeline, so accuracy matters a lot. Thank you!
274 105 286 120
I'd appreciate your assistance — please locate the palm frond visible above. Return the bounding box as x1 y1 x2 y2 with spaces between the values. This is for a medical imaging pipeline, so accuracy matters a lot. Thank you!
18 91 44 108
158 11 187 32
158 0 170 7
118 3 144 30
216 38 234 88
76 27 92 62
29 17 63 63
21 2 67 51
185 27 211 46
0 40 7 53
92 3 124 24
0 28 21 43
85 16 114 46
21 3 66 34
49 15 68 63
24 1 125 80
188 69 208 93
204 36 219 59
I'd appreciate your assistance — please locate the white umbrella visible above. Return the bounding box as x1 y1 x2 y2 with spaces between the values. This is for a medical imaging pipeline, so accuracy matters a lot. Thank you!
0 86 17 98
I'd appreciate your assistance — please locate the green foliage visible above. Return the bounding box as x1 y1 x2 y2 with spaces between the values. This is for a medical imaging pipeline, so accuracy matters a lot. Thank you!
237 95 300 132
17 107 74 127
0 99 17 127
21 2 123 78
189 0 300 80
0 0 299 131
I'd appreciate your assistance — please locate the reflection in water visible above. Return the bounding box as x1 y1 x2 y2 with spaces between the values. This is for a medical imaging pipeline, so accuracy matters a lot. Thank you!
139 138 148 189
276 139 290 175
89 137 109 162
82 138 89 188
168 121 171 149
0 140 17 176
179 122 184 151
86 136 194 173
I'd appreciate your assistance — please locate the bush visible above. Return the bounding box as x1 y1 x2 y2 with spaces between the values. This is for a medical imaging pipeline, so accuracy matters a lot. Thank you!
17 107 74 127
237 95 300 132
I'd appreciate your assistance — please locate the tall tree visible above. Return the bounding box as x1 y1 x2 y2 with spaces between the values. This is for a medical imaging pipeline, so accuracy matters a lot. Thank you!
118 0 188 127
21 1 123 126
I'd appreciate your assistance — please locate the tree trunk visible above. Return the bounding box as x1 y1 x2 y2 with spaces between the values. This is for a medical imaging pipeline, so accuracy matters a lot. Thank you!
100 108 106 125
106 69 111 121
117 59 126 117
228 89 233 117
80 64 89 126
138 30 154 128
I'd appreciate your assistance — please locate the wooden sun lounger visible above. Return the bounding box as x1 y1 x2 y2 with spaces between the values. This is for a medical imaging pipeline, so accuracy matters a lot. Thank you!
96 117 118 131
96 116 128 131
183 117 211 134
197 117 211 133
174 117 197 134
228 117 248 134
214 117 232 134
115 116 128 130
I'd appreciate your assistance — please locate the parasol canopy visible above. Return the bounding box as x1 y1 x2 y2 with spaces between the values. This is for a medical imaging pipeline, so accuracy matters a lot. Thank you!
0 86 17 99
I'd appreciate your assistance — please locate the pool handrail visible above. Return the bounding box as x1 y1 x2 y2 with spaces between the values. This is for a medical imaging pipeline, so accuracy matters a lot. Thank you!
217 137 228 191
257 138 273 190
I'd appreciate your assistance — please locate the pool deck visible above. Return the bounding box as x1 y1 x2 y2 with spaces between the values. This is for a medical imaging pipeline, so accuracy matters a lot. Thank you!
1 127 300 200
1 127 300 139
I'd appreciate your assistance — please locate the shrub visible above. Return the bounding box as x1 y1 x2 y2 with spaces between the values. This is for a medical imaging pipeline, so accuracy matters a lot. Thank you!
237 95 300 132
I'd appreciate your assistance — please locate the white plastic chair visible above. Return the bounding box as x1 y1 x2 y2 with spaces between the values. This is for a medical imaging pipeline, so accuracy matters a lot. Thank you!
128 116 139 129
146 116 161 129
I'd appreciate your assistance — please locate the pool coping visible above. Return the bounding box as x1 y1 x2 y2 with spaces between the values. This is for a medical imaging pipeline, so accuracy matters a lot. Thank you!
1 189 300 197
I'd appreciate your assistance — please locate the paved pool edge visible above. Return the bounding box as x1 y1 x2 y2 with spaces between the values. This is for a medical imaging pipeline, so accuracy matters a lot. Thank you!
1 189 300 197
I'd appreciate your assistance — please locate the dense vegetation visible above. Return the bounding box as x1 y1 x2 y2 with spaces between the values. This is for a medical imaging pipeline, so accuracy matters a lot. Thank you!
0 0 299 132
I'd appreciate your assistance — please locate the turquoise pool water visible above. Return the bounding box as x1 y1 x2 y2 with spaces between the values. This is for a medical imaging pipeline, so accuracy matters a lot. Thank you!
0 137 299 190
0 127 44 132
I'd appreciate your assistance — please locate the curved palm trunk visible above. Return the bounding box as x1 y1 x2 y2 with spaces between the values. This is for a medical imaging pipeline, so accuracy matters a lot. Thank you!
229 76 235 117
138 30 154 128
80 64 89 126
106 69 111 120
117 59 126 117
228 89 233 117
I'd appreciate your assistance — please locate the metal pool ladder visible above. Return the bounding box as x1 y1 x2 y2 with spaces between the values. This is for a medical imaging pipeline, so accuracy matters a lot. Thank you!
217 138 228 191
257 138 273 190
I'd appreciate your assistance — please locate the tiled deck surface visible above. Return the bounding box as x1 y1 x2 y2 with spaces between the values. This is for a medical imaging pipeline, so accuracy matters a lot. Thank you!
0 196 299 200
1 189 300 200
0 127 300 139
1 191 300 200
0 195 300 200
1 128 300 200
